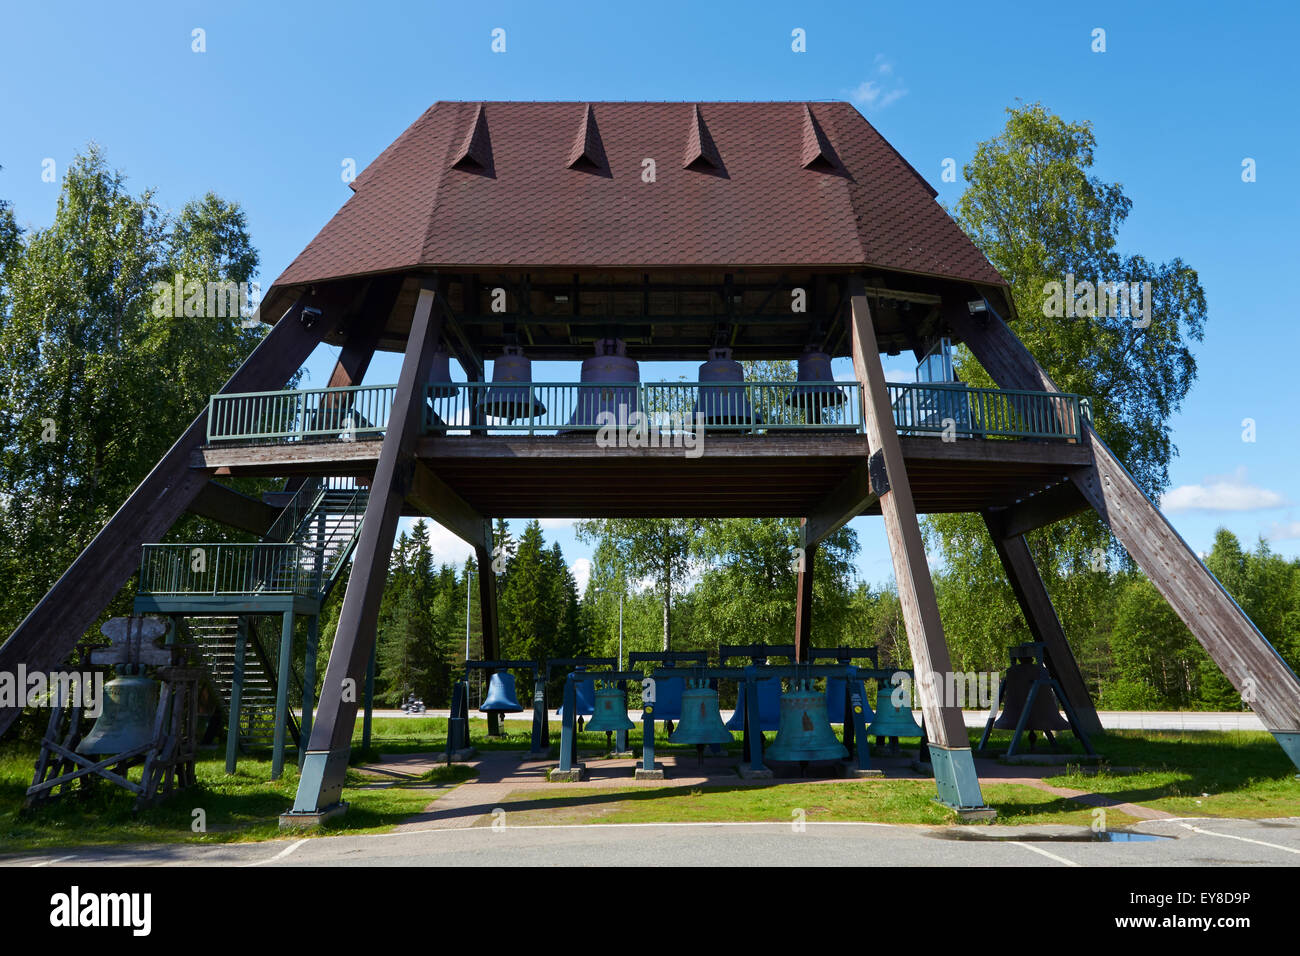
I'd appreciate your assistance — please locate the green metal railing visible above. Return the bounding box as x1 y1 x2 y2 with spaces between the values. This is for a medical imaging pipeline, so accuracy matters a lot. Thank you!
204 380 1088 443
426 382 865 435
888 382 1087 441
207 384 395 443
139 543 322 596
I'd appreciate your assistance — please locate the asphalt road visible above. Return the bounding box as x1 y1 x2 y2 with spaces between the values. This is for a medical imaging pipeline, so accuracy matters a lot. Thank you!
4 817 1298 867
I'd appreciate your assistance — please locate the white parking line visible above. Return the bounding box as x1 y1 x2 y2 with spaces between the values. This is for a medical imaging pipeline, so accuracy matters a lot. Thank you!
243 839 307 867
30 855 76 867
1010 842 1079 866
1178 822 1300 855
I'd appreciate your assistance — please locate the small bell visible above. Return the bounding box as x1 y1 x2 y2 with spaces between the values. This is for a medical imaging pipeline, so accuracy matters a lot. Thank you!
669 679 733 764
480 672 524 715
867 681 924 744
765 679 848 768
427 347 458 398
786 349 846 423
693 348 758 426
585 682 635 733
478 346 546 420
76 674 160 756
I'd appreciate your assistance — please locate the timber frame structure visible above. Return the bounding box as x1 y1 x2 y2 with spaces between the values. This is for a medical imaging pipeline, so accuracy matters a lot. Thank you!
2 101 1297 821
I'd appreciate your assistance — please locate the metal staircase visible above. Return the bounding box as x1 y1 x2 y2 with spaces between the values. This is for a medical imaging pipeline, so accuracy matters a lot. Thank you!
138 477 369 753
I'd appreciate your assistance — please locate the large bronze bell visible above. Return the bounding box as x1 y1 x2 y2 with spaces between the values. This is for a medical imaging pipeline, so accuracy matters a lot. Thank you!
693 347 758 426
993 658 1070 733
764 679 848 766
76 674 159 756
480 672 524 715
786 349 846 423
586 683 635 733
427 347 459 398
867 683 924 739
565 338 640 429
477 346 546 420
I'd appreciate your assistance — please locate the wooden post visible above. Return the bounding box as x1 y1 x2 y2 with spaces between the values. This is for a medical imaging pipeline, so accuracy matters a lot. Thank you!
982 515 1103 737
0 290 354 737
289 284 444 817
793 519 816 663
848 277 987 811
948 300 1300 758
363 640 376 751
476 521 501 736
271 610 294 780
225 617 248 774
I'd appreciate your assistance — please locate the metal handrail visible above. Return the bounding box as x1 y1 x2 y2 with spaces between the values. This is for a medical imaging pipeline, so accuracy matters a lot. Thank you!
887 381 1085 441
207 384 396 443
138 542 321 597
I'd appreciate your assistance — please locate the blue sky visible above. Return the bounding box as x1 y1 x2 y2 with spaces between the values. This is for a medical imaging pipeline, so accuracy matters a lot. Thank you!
3 0 1298 592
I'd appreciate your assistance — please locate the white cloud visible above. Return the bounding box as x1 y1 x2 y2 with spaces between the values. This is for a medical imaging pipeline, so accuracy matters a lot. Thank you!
538 518 576 532
1267 520 1300 541
570 557 592 592
398 516 476 565
1160 467 1288 514
850 56 908 112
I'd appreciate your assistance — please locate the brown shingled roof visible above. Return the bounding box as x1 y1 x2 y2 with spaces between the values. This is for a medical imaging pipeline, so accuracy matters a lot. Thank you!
273 101 1005 288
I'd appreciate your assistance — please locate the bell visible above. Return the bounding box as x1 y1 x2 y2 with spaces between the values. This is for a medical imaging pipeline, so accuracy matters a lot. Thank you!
993 660 1070 732
724 677 782 731
692 347 757 426
76 674 159 756
825 677 874 724
427 347 458 398
786 349 846 412
765 679 848 765
480 672 523 714
477 346 546 420
669 680 733 746
585 683 635 733
867 686 924 739
565 338 640 429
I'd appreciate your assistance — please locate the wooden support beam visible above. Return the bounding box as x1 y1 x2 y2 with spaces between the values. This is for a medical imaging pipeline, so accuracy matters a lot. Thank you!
947 299 1300 738
290 284 444 815
982 515 1102 737
188 481 280 537
803 461 875 547
407 462 486 546
0 289 355 737
849 278 967 751
986 480 1091 540
793 524 816 663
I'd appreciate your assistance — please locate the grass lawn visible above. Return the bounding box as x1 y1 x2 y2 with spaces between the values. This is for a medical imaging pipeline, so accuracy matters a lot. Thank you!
478 779 1143 828
0 743 475 855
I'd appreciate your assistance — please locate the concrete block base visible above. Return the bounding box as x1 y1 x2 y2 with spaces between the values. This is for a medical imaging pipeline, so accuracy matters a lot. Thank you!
633 765 666 780
548 764 587 782
737 765 774 779
952 804 999 823
436 747 477 763
608 750 637 759
847 767 885 777
279 802 348 829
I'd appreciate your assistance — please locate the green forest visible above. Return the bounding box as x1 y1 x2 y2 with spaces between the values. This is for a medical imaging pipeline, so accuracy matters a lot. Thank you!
2 107 1298 717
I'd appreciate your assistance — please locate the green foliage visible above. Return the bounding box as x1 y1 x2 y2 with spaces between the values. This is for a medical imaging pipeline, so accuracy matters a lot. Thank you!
0 144 265 638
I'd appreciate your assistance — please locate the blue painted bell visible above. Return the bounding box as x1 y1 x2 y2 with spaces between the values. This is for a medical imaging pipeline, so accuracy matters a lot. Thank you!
786 349 846 412
764 679 848 765
76 674 159 755
565 338 640 429
555 676 595 717
867 685 924 738
724 677 782 731
585 683 635 732
480 672 523 714
477 345 546 420
692 347 758 426
668 679 733 746
825 677 874 724
427 347 458 398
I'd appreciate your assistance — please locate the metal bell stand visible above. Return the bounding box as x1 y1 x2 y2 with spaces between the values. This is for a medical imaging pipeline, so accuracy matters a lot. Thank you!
978 642 1097 758
447 659 547 761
